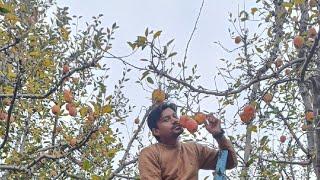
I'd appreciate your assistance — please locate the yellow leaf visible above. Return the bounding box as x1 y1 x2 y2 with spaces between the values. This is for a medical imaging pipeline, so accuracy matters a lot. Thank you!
91 175 100 180
42 59 53 67
3 86 13 93
50 38 58 45
60 27 70 41
29 51 41 58
7 64 16 79
294 0 303 5
5 13 19 24
249 125 258 133
251 8 258 15
79 107 88 117
102 105 113 114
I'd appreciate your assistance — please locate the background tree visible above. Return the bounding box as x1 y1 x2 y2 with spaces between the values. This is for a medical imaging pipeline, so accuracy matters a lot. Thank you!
0 0 135 179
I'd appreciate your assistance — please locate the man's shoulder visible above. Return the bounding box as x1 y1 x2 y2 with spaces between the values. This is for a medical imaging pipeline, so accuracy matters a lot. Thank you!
140 143 160 154
181 141 197 146
181 140 204 146
181 141 212 150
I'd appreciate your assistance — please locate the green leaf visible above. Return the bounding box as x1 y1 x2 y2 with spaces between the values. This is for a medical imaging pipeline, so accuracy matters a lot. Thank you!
267 27 272 38
141 71 149 80
260 136 269 146
112 22 117 29
145 28 149 37
166 39 175 46
127 41 136 50
255 46 263 53
83 159 91 171
146 77 154 84
239 10 249 21
163 46 167 55
0 7 9 14
168 52 177 58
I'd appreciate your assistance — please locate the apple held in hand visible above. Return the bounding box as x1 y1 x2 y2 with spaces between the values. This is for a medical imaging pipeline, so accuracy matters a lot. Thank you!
194 112 207 125
179 115 198 133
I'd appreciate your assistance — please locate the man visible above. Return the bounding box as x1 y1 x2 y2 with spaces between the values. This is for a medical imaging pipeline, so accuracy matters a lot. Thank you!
138 102 237 180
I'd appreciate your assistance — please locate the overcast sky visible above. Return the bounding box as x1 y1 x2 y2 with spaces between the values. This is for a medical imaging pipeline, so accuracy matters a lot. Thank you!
54 0 250 178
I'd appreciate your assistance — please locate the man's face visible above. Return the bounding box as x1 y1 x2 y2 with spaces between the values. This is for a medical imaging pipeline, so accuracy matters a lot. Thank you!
153 107 184 141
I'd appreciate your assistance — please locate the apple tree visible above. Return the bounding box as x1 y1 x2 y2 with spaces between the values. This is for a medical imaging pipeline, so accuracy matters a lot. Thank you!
0 0 137 179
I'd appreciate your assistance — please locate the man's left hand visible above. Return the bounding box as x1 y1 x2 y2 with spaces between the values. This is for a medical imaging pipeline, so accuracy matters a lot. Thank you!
205 113 223 135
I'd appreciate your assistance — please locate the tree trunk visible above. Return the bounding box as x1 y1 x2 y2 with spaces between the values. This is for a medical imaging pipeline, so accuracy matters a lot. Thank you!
311 75 320 177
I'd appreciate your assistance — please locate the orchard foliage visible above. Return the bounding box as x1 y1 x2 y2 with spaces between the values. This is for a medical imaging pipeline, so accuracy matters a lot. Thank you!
0 0 135 179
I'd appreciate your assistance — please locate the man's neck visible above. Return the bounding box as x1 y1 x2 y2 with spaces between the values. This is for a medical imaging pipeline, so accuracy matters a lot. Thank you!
160 138 179 145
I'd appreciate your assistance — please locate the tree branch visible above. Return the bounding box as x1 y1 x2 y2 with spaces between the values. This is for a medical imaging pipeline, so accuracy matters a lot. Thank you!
108 106 153 179
0 63 22 150
150 58 303 96
300 27 320 81
260 157 311 166
0 37 20 52
0 60 97 99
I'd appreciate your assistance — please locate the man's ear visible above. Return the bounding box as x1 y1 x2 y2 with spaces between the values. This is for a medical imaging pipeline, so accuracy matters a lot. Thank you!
152 128 160 136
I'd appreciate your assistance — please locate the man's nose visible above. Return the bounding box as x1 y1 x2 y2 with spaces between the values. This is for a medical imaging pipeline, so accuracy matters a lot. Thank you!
171 117 179 124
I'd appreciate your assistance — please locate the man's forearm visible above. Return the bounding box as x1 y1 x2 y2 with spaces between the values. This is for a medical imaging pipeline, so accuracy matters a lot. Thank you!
213 134 238 169
213 135 231 149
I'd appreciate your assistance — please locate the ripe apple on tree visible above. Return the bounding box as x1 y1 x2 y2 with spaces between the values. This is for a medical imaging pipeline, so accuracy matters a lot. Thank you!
263 93 273 104
51 105 60 115
280 135 286 143
239 104 256 124
152 89 166 104
293 35 304 48
234 36 241 44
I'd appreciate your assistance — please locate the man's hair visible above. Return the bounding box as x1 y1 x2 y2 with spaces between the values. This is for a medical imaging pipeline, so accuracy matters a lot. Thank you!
147 102 177 141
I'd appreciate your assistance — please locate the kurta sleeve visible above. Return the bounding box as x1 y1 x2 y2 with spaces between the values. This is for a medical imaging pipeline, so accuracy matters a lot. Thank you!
216 137 238 169
196 143 218 170
138 148 162 180
196 137 238 170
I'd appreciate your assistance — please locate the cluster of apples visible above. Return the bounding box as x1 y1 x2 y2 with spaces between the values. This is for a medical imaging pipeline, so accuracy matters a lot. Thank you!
235 26 317 50
293 27 318 49
179 112 207 134
51 89 77 117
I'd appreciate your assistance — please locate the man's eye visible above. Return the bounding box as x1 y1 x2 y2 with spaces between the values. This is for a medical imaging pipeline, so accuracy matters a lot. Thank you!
173 114 178 118
163 118 170 122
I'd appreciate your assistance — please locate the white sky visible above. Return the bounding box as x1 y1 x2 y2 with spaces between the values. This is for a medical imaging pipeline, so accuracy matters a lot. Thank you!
55 0 252 178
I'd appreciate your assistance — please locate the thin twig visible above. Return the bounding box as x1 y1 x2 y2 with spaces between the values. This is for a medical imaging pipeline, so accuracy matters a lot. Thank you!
108 106 153 179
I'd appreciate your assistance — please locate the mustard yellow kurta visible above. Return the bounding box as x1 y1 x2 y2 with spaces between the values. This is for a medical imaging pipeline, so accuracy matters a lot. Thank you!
138 140 237 180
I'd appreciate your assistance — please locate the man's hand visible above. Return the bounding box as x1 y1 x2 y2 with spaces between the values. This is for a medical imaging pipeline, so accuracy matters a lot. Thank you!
205 113 222 135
